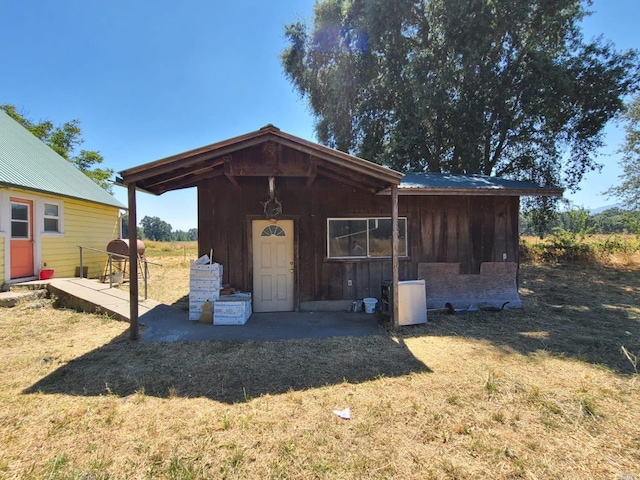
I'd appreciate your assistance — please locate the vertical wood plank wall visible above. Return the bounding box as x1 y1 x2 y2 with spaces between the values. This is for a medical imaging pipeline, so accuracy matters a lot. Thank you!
198 175 520 305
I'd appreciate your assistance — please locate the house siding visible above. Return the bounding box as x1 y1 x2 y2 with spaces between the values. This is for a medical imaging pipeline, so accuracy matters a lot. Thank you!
0 187 120 282
41 197 120 279
198 176 519 306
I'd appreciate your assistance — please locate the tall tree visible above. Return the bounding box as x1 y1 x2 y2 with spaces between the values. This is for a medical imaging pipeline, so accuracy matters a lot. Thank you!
607 95 640 210
140 216 173 242
281 0 639 195
1 104 115 192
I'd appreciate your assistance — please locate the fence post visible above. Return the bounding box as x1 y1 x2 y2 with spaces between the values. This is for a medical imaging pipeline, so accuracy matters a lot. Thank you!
79 247 84 279
144 258 148 300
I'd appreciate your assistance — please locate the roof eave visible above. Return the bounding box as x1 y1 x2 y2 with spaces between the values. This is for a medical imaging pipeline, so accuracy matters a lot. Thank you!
118 126 403 194
113 178 160 197
0 182 127 209
378 187 565 197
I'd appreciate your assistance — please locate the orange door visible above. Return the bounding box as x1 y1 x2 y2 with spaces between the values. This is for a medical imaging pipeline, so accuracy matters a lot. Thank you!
10 198 34 279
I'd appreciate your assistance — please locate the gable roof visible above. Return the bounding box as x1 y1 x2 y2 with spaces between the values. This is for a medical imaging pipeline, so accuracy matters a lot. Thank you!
389 172 564 197
0 111 125 209
117 125 404 195
116 124 563 198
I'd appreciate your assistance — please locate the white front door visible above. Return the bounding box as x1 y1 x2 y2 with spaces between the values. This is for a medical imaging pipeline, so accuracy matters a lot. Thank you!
252 219 294 312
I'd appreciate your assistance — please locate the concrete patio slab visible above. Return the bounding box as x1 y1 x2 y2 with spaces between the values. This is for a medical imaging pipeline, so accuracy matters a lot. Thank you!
18 278 384 342
140 307 384 343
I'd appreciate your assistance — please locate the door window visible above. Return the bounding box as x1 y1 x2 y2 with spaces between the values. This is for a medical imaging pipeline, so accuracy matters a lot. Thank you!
261 225 286 237
11 202 30 238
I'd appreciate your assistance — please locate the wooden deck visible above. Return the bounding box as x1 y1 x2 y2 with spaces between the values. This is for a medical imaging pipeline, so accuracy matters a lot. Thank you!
12 278 160 321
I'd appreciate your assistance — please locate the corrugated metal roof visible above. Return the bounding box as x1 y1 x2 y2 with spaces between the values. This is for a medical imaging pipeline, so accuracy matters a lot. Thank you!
0 111 125 209
395 172 564 197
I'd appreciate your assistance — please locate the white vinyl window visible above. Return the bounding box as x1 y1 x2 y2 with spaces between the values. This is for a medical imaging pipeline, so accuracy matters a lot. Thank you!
327 218 407 258
43 202 61 233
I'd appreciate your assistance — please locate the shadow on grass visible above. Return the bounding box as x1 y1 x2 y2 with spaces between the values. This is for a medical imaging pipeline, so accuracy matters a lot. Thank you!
23 263 638 400
23 330 430 403
403 263 640 375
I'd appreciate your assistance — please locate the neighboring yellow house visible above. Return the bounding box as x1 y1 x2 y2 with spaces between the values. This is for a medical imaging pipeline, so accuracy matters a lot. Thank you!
0 111 125 284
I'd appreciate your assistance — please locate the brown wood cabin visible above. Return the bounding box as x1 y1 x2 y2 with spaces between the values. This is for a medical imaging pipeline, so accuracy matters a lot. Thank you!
118 125 562 315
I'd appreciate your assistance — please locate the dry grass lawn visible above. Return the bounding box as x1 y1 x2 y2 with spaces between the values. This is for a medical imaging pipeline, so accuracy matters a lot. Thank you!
0 242 639 479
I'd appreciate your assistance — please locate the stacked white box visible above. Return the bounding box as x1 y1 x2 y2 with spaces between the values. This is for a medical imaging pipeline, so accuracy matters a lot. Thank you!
213 293 252 325
189 260 223 321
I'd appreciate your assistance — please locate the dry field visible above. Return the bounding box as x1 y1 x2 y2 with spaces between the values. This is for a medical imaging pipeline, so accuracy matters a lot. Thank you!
0 242 639 479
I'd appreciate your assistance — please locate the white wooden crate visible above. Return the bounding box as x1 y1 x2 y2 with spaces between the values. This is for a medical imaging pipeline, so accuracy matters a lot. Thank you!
189 260 223 321
190 262 223 275
213 314 249 325
213 294 252 325
189 290 220 302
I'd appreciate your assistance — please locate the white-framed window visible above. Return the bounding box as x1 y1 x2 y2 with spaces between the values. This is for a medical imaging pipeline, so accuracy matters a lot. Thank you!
43 202 62 233
10 201 30 239
327 217 408 259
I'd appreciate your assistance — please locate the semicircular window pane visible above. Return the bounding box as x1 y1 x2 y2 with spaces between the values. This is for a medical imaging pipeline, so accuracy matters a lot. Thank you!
261 225 286 237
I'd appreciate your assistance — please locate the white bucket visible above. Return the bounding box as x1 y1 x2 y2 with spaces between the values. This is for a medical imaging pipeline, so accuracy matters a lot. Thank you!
110 273 123 285
363 297 378 314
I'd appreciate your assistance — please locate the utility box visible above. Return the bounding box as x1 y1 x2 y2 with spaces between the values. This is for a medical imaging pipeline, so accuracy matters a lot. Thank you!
381 280 427 326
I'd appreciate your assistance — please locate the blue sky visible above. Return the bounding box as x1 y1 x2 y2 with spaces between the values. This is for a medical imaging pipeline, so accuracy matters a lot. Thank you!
1 0 638 230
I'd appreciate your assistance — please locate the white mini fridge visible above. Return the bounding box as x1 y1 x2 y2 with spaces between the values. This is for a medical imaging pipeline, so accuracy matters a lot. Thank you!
397 280 427 326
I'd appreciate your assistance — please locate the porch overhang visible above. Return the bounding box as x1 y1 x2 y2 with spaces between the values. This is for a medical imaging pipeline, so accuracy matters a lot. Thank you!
116 125 403 195
117 125 404 339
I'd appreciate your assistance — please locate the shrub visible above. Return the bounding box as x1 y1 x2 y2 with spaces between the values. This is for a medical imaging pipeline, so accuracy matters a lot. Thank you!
520 233 640 266
538 229 594 263
519 229 592 264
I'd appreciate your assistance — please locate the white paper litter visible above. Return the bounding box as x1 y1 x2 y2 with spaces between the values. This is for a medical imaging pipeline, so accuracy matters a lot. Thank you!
333 407 351 420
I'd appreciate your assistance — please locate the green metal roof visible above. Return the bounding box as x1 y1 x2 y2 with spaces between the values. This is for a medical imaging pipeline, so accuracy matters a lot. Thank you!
0 111 124 209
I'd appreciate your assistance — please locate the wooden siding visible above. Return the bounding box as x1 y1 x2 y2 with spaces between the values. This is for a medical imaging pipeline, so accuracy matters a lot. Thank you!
198 175 520 306
41 197 120 278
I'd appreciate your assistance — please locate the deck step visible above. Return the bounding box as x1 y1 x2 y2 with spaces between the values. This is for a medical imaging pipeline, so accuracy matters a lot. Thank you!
0 289 48 307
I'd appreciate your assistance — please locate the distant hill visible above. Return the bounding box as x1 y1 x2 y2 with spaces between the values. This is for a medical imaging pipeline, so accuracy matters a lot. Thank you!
590 203 626 215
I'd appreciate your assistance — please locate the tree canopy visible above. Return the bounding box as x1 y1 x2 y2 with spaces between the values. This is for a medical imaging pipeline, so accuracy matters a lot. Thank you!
281 0 639 195
140 216 173 242
1 104 114 192
123 215 196 242
520 206 639 236
607 95 640 210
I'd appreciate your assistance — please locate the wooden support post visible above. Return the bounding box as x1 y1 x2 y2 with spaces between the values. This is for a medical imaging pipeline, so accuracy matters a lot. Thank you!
128 182 139 341
391 184 400 329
